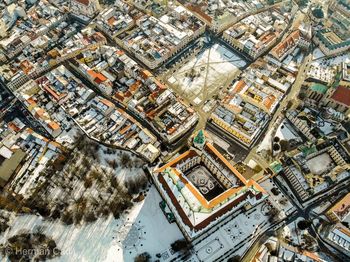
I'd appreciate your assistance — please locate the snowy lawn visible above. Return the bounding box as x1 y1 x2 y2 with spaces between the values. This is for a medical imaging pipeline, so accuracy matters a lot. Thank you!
0 186 183 262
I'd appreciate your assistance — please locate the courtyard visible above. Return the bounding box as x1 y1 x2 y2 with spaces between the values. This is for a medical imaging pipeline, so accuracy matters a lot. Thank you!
167 43 247 106
306 153 334 175
185 165 225 201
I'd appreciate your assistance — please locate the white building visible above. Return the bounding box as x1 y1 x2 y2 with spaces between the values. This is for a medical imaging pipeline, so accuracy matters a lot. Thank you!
0 19 7 39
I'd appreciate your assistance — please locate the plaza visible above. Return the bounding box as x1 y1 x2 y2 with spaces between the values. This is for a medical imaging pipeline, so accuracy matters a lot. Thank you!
167 43 247 105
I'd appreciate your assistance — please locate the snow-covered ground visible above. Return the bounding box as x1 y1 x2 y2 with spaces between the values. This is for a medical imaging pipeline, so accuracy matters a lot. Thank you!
275 120 302 142
306 153 333 175
312 48 325 60
55 126 81 146
0 187 183 262
111 187 183 261
190 201 272 261
316 118 335 136
168 43 247 104
260 179 295 216
314 52 350 66
257 128 273 153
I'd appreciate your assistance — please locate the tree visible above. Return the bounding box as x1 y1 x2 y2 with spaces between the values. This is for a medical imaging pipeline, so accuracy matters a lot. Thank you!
84 177 93 188
280 140 290 151
228 255 241 262
298 0 309 8
84 211 97 223
297 220 312 230
124 174 148 195
108 159 119 169
171 239 192 252
50 208 61 220
298 92 306 100
271 187 280 196
134 252 151 262
286 100 293 110
273 137 280 143
1 232 61 261
273 143 280 151
267 207 280 223
73 211 84 225
61 211 74 225
110 176 119 188
312 8 324 19
121 153 132 168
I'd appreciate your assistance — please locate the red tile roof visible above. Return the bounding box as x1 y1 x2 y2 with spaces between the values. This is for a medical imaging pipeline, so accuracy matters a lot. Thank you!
74 0 90 6
47 121 60 130
331 86 350 106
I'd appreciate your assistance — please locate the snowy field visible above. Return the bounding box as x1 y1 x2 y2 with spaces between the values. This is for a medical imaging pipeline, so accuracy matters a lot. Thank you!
0 187 183 262
1 144 184 262
168 43 247 105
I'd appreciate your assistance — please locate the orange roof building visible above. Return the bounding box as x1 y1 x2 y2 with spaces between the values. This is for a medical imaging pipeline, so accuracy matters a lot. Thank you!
326 192 350 223
87 69 107 84
271 30 301 61
47 121 61 131
153 134 267 239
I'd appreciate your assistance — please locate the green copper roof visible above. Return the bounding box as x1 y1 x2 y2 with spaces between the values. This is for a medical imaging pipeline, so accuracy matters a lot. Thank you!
310 83 328 94
316 29 350 50
194 130 205 145
300 144 317 157
270 161 283 174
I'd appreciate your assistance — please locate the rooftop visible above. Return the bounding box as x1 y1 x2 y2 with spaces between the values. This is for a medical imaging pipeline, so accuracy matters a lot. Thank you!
331 86 350 106
154 138 266 236
329 193 350 222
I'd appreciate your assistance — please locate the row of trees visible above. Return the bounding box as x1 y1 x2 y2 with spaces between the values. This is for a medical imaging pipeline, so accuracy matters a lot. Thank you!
0 230 60 261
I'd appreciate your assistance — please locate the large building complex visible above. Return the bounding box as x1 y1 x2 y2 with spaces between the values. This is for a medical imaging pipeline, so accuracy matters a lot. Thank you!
223 7 290 60
0 0 350 261
116 5 205 69
153 132 267 239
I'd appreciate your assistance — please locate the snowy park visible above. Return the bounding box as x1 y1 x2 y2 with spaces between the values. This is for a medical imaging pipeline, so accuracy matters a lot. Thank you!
0 187 183 262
